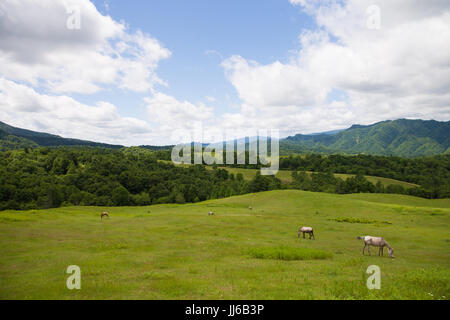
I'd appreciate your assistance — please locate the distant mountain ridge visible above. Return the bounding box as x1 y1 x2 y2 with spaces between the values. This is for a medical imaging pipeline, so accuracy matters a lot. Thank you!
0 121 123 150
309 129 345 136
1 119 449 157
281 119 450 157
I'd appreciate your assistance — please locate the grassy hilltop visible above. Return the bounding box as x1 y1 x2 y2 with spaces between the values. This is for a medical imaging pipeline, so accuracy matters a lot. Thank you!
0 190 449 299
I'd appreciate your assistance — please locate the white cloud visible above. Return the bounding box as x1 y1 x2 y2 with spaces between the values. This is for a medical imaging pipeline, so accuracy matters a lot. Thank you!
0 0 176 145
222 0 450 134
0 0 170 94
222 55 328 108
144 92 216 143
0 78 155 146
1 0 449 146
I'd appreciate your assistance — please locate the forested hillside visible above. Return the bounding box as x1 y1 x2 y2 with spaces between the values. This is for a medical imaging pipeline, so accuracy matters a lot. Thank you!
0 128 39 151
0 147 281 210
281 119 450 157
1 118 449 211
0 121 123 149
1 119 449 157
1 147 449 211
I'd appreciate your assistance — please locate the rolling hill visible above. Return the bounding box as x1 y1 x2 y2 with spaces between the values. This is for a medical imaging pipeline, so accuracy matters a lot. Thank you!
0 127 39 151
281 119 450 157
0 121 123 150
0 190 448 299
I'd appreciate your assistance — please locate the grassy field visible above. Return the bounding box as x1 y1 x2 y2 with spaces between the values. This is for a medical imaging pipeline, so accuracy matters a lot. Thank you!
0 190 448 299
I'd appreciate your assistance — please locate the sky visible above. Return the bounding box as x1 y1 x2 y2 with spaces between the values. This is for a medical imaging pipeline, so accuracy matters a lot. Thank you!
0 0 449 145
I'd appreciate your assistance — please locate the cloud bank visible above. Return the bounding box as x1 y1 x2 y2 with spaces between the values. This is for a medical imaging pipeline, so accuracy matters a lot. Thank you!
0 0 449 145
0 0 170 94
222 0 450 135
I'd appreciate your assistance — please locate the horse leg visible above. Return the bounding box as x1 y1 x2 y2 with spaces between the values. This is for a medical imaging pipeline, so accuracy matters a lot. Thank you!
363 244 366 255
311 231 315 239
381 247 384 256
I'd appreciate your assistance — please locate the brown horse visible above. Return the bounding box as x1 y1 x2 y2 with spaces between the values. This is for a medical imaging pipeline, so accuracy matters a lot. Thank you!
101 211 109 219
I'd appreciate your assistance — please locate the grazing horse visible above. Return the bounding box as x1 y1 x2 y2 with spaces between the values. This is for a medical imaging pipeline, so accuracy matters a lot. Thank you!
208 211 214 216
101 211 109 219
298 226 315 239
357 236 394 258
248 206 252 210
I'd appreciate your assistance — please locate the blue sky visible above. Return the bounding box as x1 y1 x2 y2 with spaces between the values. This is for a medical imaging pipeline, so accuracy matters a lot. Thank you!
1 0 448 145
88 0 316 119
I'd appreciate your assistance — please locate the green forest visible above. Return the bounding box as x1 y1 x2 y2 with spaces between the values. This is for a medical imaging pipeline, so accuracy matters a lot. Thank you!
280 154 450 198
281 119 450 157
0 147 278 210
1 146 449 211
2 119 449 157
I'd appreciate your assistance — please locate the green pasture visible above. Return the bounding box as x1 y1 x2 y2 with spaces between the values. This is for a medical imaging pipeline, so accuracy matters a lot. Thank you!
0 190 448 299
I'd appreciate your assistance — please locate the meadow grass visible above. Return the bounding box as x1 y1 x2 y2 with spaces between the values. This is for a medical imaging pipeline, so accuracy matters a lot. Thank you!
331 217 392 225
0 190 448 299
248 246 332 261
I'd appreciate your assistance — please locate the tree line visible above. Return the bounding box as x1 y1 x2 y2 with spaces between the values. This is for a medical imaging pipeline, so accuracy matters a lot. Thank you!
0 147 448 211
159 148 450 199
279 154 450 198
0 147 280 210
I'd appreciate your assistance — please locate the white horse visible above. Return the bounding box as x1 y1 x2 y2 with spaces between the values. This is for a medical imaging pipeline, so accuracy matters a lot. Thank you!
357 236 394 258
298 226 315 239
208 211 214 216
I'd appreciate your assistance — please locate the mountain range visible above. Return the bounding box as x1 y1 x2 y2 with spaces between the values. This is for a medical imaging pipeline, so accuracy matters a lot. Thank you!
282 119 449 157
0 121 122 150
1 119 449 157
